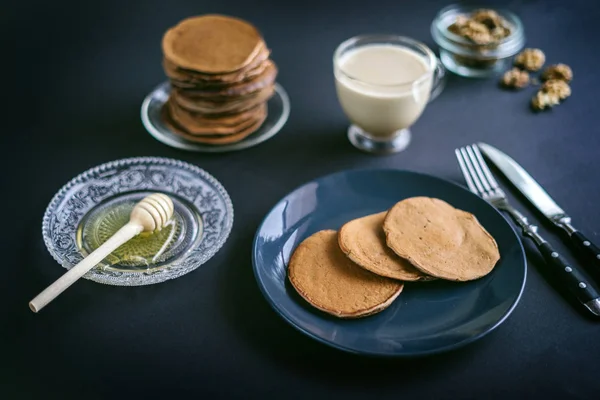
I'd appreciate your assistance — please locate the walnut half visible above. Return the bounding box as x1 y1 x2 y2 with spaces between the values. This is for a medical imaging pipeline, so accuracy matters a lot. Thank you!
542 79 571 100
514 48 545 71
531 91 560 111
531 79 571 111
501 68 530 89
541 64 573 82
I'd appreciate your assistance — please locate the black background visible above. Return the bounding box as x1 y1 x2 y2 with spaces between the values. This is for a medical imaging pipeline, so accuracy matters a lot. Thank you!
4 0 600 398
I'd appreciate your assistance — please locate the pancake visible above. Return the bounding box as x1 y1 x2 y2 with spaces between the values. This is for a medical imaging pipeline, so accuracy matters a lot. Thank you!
172 84 275 114
167 99 264 129
383 197 500 281
167 62 269 89
162 47 270 85
288 230 404 318
162 15 264 73
166 102 266 136
168 117 265 144
171 85 275 109
163 106 266 144
338 212 431 281
175 61 277 97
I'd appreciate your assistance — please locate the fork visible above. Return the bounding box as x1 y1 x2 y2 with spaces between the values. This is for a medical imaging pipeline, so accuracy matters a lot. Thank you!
456 144 600 316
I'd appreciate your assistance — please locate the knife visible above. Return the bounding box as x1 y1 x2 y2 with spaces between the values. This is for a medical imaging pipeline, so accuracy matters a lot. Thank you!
478 142 600 271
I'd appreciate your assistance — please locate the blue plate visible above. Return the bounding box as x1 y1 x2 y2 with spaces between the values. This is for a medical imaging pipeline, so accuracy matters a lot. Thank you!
252 169 526 357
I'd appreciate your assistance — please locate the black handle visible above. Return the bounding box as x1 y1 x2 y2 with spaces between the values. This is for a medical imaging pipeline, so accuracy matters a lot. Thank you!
538 242 600 306
570 231 600 268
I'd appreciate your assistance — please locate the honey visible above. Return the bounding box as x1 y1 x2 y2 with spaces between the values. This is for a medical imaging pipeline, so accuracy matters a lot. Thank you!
76 201 182 270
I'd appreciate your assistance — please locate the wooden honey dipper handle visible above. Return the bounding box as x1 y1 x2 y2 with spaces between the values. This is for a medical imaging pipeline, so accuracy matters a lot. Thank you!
29 193 174 313
29 222 143 313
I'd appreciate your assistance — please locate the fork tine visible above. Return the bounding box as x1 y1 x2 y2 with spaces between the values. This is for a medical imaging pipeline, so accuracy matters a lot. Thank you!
455 149 478 194
459 147 486 195
473 145 500 189
466 145 492 193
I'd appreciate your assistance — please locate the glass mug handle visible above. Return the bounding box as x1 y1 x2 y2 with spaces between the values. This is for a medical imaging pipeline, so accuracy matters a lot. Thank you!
429 57 446 102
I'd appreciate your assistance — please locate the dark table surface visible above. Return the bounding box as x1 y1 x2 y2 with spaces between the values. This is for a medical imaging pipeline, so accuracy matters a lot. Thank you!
4 0 600 398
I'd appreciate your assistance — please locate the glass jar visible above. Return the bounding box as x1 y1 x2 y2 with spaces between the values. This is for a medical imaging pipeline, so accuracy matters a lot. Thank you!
431 4 525 78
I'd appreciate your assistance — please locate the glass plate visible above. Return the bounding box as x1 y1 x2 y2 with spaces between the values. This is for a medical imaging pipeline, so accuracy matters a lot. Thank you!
42 157 234 286
141 82 290 153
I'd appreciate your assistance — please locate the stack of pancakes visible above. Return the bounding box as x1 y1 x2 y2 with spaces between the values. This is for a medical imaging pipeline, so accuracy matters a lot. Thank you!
161 15 277 145
288 197 501 319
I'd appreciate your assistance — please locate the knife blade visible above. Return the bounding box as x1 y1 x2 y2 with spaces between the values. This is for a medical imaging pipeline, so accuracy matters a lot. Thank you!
478 142 600 270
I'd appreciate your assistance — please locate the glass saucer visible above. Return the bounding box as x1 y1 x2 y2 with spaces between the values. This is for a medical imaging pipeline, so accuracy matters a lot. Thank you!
141 82 290 153
42 157 234 286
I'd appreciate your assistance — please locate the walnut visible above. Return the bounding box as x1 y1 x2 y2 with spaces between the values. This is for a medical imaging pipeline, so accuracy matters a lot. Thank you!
448 9 511 45
542 79 571 100
531 79 571 110
501 68 530 89
541 64 573 82
491 26 511 41
448 15 469 35
472 9 507 31
514 48 545 71
531 91 560 111
463 20 493 44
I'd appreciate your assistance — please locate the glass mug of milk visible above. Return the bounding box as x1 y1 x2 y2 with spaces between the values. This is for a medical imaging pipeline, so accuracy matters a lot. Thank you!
334 35 445 154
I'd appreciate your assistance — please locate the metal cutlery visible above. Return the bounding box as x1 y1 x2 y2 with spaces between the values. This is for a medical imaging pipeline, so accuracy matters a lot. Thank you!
478 142 600 270
455 144 600 316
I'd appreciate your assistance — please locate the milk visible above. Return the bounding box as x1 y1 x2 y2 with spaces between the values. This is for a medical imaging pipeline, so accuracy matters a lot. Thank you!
335 44 433 137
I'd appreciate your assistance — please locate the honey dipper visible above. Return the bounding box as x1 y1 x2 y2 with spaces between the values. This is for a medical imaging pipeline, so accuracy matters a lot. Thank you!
29 193 174 313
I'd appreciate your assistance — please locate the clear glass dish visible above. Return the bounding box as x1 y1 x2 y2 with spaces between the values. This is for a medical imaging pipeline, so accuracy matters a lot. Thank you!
431 4 525 78
141 82 290 153
42 157 234 286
